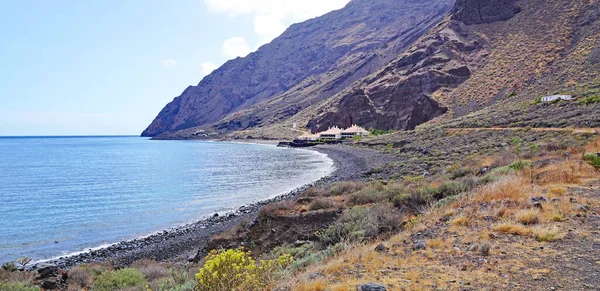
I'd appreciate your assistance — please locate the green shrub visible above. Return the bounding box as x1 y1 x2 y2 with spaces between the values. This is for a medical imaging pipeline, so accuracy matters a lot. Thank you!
309 197 338 210
508 160 532 171
289 243 347 271
317 207 377 245
1 262 17 272
348 189 387 205
195 248 292 291
369 129 395 136
580 95 600 105
152 279 195 291
584 154 600 171
531 96 543 105
326 181 365 196
449 167 472 180
435 181 473 199
91 268 146 291
318 204 400 245
0 282 40 291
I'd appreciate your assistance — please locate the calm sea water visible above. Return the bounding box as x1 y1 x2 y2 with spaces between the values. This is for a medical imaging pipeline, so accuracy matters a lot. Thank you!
0 137 333 263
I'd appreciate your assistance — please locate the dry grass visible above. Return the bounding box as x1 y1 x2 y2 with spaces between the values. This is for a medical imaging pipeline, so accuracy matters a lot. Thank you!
537 162 581 184
327 181 366 196
532 225 566 242
450 216 470 227
67 266 92 289
471 175 530 203
514 209 540 225
492 222 532 236
548 187 567 196
295 280 327 291
309 197 339 210
259 200 296 219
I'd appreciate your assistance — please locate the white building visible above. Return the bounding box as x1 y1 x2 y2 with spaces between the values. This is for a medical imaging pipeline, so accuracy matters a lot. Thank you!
541 95 572 102
319 127 343 140
341 125 370 139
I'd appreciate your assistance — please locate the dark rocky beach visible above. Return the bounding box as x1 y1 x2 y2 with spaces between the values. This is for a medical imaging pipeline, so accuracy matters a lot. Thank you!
37 144 395 269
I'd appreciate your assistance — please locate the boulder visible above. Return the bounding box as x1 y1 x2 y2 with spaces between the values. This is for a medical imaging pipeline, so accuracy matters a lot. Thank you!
357 282 386 291
37 265 58 280
374 243 387 252
452 0 521 25
413 240 427 250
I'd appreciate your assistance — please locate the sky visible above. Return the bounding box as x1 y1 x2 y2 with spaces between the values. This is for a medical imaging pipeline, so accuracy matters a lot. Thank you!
0 0 350 136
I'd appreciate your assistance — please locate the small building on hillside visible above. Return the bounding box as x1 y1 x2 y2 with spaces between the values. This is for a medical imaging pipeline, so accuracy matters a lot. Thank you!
341 125 370 139
319 127 343 140
541 95 572 102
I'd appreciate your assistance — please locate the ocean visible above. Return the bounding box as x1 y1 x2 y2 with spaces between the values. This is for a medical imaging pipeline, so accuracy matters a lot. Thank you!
0 136 334 263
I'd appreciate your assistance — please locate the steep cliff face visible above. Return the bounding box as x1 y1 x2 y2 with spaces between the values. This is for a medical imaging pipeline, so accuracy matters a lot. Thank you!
451 0 521 24
306 20 486 132
142 0 454 137
305 0 528 133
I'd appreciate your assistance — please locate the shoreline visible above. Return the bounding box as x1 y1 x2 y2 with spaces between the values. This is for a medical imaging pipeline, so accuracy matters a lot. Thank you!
35 144 394 269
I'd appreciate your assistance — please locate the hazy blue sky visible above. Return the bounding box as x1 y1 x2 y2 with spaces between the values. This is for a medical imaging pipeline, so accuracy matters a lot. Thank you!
0 0 349 136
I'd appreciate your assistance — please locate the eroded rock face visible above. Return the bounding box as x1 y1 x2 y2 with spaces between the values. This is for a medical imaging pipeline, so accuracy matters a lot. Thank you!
142 0 454 137
451 0 521 24
308 22 483 133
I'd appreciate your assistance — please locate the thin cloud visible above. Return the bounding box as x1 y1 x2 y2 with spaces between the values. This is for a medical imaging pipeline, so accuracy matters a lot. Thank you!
222 37 251 59
161 58 177 68
201 61 219 75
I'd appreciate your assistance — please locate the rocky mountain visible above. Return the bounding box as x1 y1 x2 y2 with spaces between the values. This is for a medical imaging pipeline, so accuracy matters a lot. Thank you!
142 0 454 137
145 0 599 139
306 0 599 133
305 0 521 132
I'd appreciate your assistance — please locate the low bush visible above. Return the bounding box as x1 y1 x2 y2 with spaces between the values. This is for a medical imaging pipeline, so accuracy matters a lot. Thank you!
91 268 146 291
532 226 566 242
302 186 327 197
583 153 600 171
150 277 195 291
327 181 365 196
508 160 532 171
68 266 92 289
138 264 170 282
450 216 470 227
0 282 40 291
514 209 540 225
195 248 292 291
309 197 338 210
259 200 295 220
1 262 17 272
348 189 387 205
317 206 378 245
317 204 401 245
580 95 600 105
449 167 472 180
479 242 491 256
288 243 347 271
492 222 531 236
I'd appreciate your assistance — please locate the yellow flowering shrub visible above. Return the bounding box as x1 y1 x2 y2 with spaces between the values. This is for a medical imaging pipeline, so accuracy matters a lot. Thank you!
195 248 292 291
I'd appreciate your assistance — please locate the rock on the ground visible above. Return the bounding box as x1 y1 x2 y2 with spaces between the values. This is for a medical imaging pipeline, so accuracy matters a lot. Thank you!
375 243 387 252
357 282 386 291
37 265 58 280
413 240 427 250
